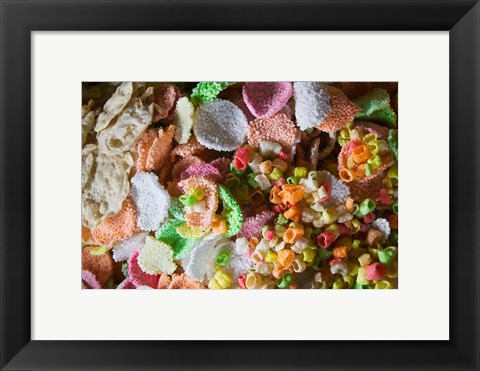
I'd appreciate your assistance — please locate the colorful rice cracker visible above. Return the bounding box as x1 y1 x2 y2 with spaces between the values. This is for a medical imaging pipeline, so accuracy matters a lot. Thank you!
242 82 293 118
194 99 248 151
156 219 198 260
191 82 234 104
127 249 160 288
247 113 299 153
91 197 138 247
354 89 397 128
337 140 395 202
217 185 243 238
82 245 114 287
178 175 219 230
152 83 179 123
294 82 360 132
137 125 176 173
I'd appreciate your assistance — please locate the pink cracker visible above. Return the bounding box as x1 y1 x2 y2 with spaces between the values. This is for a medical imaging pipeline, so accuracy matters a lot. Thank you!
236 210 276 239
241 205 257 219
181 163 224 184
210 157 232 177
355 121 389 140
344 139 361 156
152 84 179 123
128 249 160 288
82 270 102 289
117 278 136 289
242 82 293 118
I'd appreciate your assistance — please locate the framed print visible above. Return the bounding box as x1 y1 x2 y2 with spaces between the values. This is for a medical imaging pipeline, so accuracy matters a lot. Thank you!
1 0 479 370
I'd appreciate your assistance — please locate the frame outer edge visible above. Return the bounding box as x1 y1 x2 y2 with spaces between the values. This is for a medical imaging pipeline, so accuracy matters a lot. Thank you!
450 2 480 369
0 1 32 369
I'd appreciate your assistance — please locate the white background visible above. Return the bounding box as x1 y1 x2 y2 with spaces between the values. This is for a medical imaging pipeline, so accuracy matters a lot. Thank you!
32 32 449 340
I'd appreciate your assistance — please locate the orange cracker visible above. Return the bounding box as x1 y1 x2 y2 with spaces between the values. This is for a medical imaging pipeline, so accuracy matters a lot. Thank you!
82 245 114 286
247 113 299 152
91 198 138 247
168 273 205 289
136 129 157 173
317 86 361 132
171 136 205 160
157 273 172 289
146 125 176 171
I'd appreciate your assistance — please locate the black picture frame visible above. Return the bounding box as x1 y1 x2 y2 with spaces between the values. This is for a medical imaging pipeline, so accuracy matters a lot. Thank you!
1 1 479 370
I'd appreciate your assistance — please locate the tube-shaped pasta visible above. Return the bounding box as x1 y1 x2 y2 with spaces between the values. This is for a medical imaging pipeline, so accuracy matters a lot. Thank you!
303 227 313 240
268 235 279 248
345 197 355 211
367 140 381 155
292 257 307 273
250 251 264 263
321 208 338 224
248 236 259 249
367 154 382 169
225 173 240 190
248 153 263 174
277 249 295 268
332 278 343 289
313 271 324 283
248 189 265 206
283 227 304 244
333 246 348 258
312 216 325 228
259 140 282 158
245 272 263 289
284 206 302 222
234 184 250 204
272 158 288 173
375 280 393 289
291 237 309 254
259 280 276 289
274 225 286 237
255 174 271 191
330 262 348 276
302 177 319 193
246 173 259 189
363 133 377 144
358 198 376 216
352 144 370 164
264 250 278 263
303 247 317 263
255 262 273 275
339 168 355 183
274 240 286 252
259 160 273 175
343 274 355 288
294 167 308 179
267 167 283 181
356 266 369 285
310 201 325 213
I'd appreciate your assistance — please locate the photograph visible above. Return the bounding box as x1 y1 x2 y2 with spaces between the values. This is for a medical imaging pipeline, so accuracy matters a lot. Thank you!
81 81 399 289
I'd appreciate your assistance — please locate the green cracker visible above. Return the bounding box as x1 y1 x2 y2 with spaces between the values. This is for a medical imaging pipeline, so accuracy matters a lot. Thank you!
218 185 243 238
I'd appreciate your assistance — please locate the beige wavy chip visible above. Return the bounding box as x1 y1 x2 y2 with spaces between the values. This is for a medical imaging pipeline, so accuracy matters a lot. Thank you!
82 146 134 229
173 96 195 144
97 99 153 155
82 101 101 146
95 82 134 132
81 145 96 189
